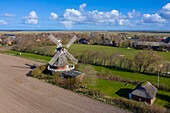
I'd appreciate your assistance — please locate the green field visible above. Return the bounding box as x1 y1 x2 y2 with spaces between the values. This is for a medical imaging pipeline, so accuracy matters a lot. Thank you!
23 44 170 62
69 44 170 62
91 79 135 98
92 79 170 108
93 65 170 86
0 50 51 63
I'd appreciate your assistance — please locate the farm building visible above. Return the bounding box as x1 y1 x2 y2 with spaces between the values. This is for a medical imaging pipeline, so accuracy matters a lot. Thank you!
7 40 12 45
129 81 157 104
102 39 113 46
62 70 85 80
78 38 89 44
2 36 16 44
36 38 41 42
131 41 170 51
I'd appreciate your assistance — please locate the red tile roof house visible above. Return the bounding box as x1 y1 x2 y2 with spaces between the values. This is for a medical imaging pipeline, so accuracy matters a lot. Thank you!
7 40 12 45
36 38 41 42
129 81 157 105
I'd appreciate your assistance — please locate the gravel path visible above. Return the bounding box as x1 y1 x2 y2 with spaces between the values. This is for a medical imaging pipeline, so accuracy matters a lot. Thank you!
0 53 131 113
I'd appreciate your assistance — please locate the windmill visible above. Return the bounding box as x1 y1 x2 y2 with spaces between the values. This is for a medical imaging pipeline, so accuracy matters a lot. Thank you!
47 34 78 72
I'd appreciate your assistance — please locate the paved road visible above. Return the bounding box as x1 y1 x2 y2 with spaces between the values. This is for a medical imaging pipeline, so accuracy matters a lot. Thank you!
0 53 130 113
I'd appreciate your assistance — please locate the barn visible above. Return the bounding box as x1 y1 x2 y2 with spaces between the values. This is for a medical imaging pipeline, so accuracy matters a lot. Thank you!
129 81 157 104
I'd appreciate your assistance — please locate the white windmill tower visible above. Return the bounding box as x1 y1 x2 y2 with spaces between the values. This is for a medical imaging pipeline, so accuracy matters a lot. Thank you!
47 34 78 72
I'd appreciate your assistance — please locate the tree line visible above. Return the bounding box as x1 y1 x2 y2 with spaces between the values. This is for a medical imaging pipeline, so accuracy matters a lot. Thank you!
74 50 169 76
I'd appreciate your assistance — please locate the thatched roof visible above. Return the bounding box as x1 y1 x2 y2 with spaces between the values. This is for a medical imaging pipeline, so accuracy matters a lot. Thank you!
132 81 157 99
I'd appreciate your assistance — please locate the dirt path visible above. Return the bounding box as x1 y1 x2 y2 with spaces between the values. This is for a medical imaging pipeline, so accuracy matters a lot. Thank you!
0 53 130 113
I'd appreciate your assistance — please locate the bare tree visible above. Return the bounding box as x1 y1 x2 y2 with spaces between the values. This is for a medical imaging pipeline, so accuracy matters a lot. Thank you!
134 50 162 73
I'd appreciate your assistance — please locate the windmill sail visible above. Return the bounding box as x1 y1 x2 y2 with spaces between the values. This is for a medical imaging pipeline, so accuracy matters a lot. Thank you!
65 35 77 48
64 49 78 64
48 34 62 47
48 51 62 66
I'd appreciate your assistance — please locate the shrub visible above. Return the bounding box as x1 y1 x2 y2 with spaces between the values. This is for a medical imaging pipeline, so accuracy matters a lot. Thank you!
85 88 105 97
31 68 42 77
30 65 46 78
110 97 168 113
52 71 62 78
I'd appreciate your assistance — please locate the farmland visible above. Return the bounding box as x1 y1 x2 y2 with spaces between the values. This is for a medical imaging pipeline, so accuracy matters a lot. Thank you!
1 49 170 86
1 49 170 108
35 44 170 62
1 43 170 86
69 44 170 62
0 33 170 110
0 53 127 113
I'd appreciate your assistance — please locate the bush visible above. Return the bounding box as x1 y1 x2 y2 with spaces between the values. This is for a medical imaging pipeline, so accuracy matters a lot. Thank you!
52 71 62 78
110 97 168 113
30 65 46 78
85 88 105 97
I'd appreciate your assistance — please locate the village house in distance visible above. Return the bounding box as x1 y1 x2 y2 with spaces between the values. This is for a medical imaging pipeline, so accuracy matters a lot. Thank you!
129 81 158 104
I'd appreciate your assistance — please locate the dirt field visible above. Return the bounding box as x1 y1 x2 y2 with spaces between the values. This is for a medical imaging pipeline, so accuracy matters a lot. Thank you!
0 53 130 113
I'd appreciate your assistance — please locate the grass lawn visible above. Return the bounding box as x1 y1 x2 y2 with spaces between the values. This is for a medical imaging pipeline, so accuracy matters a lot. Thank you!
91 79 135 98
69 44 170 62
92 79 170 108
93 65 170 87
38 44 170 62
0 50 51 63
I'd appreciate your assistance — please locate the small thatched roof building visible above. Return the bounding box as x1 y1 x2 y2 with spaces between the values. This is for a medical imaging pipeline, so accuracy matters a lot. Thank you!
130 81 157 104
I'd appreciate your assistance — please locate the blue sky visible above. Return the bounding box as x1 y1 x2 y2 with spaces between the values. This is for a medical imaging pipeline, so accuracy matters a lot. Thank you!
0 0 170 30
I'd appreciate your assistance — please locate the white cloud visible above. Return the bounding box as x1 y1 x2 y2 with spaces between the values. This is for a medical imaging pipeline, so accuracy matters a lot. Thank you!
79 3 87 12
23 11 38 24
3 13 16 17
163 3 170 10
87 9 120 23
24 19 38 24
142 13 166 23
60 8 86 28
54 3 170 29
49 12 58 20
27 11 38 19
59 3 131 28
159 3 170 19
0 20 7 24
118 19 130 25
63 9 86 21
128 9 140 18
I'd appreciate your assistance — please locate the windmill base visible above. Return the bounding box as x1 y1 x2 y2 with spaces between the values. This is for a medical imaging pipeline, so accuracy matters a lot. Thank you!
47 64 75 72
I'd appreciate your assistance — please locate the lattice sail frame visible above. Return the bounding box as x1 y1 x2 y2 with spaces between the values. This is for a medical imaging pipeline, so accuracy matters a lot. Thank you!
47 34 78 72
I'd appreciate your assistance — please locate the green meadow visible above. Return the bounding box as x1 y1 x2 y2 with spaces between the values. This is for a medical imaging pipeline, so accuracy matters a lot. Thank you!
92 79 170 108
69 44 170 62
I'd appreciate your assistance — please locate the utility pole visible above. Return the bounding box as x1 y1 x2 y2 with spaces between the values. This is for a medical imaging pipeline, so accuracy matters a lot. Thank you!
158 72 159 89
